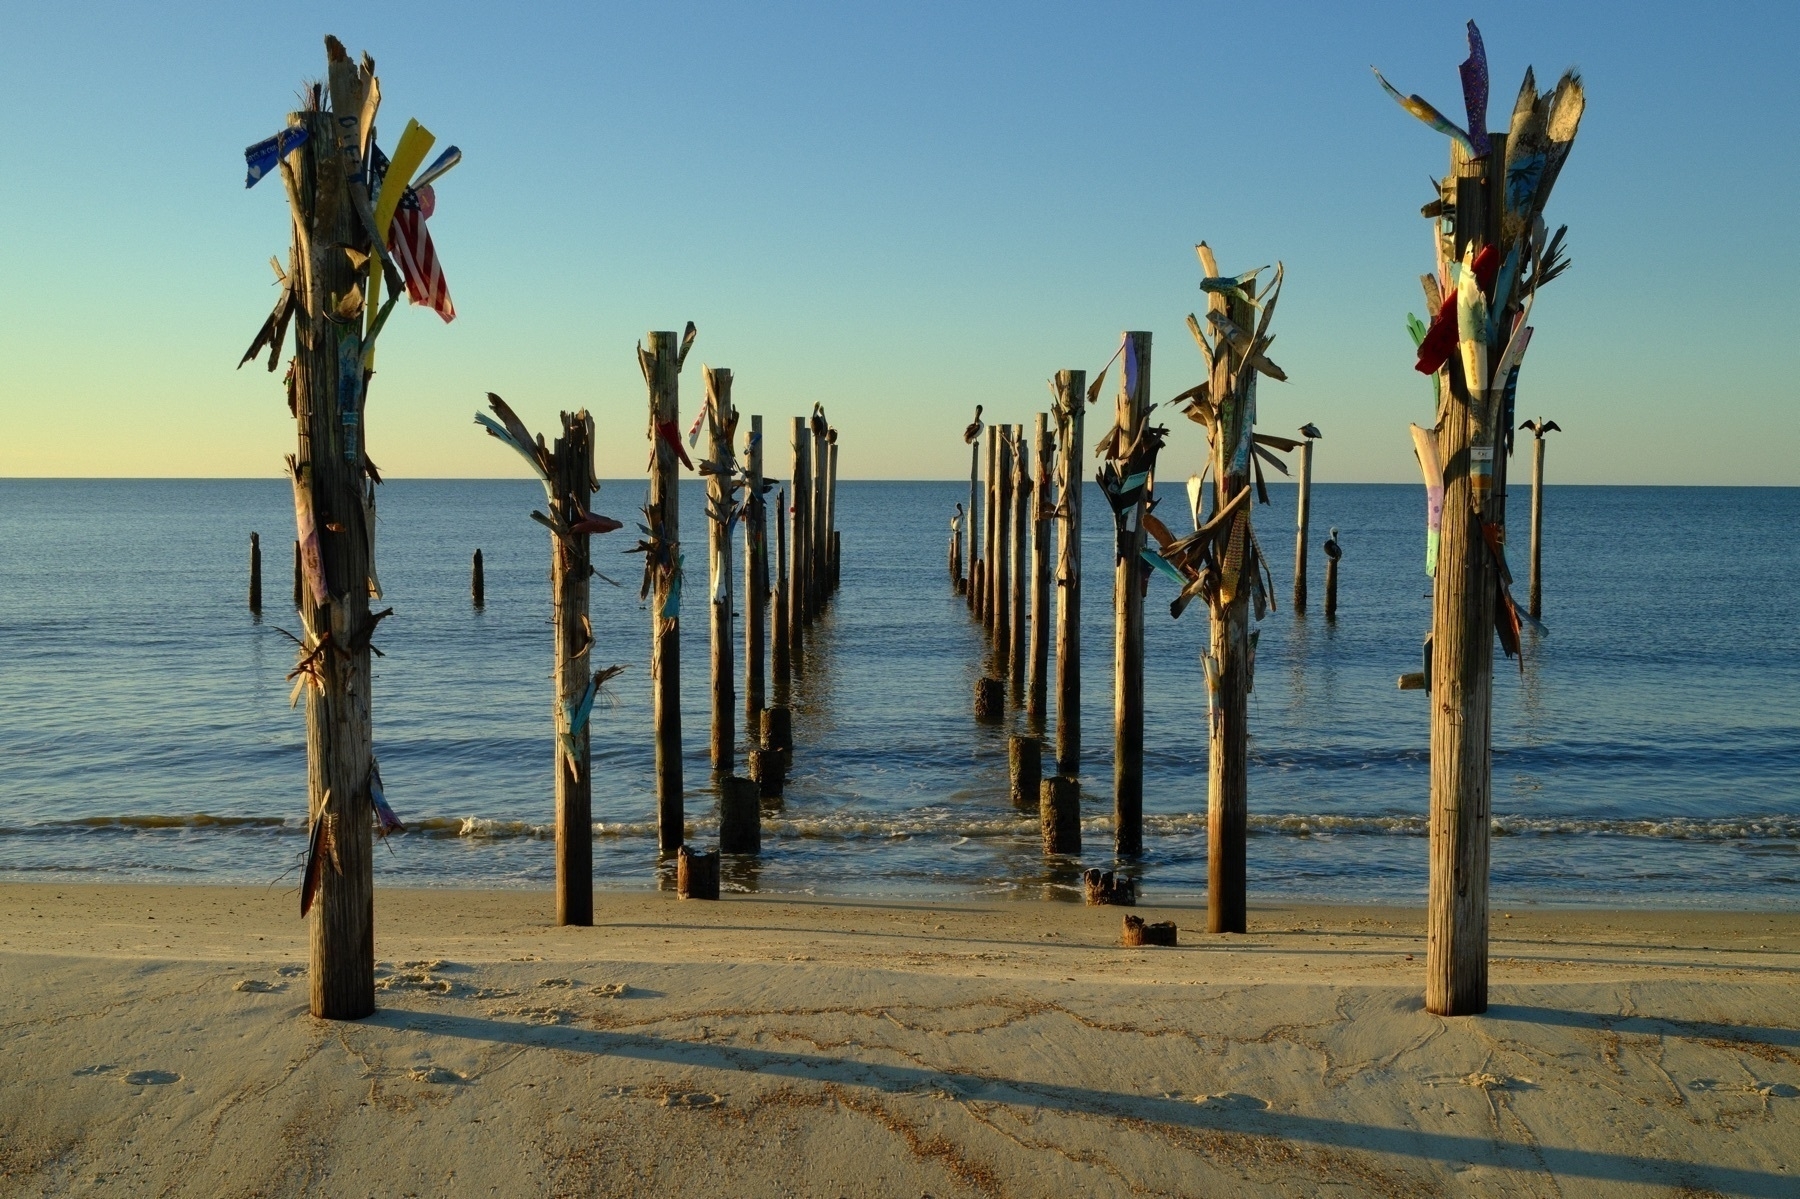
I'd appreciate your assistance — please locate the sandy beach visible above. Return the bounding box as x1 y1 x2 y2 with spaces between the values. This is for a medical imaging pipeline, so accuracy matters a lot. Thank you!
2 884 1796 1197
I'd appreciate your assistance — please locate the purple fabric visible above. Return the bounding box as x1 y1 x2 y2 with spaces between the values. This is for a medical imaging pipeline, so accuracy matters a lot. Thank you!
1460 21 1490 157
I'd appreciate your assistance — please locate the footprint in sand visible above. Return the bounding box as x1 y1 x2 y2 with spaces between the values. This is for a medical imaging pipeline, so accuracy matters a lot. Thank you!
1194 1093 1269 1111
408 1066 469 1085
275 965 305 977
661 1091 721 1109
1463 1072 1534 1091
123 1070 180 1086
234 979 277 993
74 1064 117 1077
537 978 576 989
587 983 629 998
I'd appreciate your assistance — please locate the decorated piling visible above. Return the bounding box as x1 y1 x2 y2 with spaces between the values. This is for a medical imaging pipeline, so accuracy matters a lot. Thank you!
744 415 769 725
242 36 461 1017
478 395 622 925
704 368 738 773
638 325 696 854
1051 370 1085 775
1027 413 1054 725
1379 21 1583 1013
1099 332 1155 855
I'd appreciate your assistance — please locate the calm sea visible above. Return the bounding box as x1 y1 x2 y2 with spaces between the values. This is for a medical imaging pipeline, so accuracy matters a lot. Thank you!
2 478 1796 907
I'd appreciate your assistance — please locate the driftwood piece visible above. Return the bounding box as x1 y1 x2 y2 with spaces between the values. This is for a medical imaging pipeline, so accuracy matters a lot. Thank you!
1122 916 1177 947
677 846 720 900
1083 868 1136 907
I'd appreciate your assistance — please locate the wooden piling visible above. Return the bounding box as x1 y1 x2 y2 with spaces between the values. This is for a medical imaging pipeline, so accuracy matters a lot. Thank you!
1039 776 1081 855
705 368 737 774
1324 528 1341 621
550 410 598 926
983 425 999 628
292 540 302 609
643 330 687 854
718 776 761 854
1083 868 1135 906
965 411 982 601
810 411 828 616
950 509 963 589
994 427 1013 671
749 746 785 800
1112 333 1152 856
1008 735 1041 810
249 532 262 613
826 433 839 590
471 548 485 608
1527 423 1558 619
677 846 720 900
1027 414 1052 725
771 486 789 684
1121 916 1177 947
761 705 793 766
1009 426 1028 696
1293 435 1314 612
1053 371 1085 776
974 676 1003 723
744 416 767 726
788 419 809 659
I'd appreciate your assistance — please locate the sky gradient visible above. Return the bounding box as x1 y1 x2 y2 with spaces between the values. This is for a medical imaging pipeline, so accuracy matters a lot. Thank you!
2 1 1795 483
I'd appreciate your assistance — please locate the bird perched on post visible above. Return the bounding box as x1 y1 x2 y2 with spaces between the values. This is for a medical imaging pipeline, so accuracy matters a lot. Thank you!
1323 527 1342 561
1520 418 1561 438
810 403 829 441
964 405 984 444
1300 422 1323 440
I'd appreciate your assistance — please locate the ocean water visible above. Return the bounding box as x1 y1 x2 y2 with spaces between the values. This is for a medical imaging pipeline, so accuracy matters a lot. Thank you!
2 477 1796 908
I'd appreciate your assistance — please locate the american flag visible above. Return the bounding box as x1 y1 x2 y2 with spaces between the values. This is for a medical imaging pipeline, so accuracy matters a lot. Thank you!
389 184 456 323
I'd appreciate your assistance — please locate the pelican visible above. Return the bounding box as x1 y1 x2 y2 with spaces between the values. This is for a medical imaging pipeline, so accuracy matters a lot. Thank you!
963 404 985 444
1323 527 1342 560
810 403 828 440
1299 422 1323 440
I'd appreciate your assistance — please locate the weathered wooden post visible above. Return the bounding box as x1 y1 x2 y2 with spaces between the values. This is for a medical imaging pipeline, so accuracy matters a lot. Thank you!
826 429 839 590
974 676 1003 723
249 533 262 613
1039 775 1081 855
788 419 810 659
1323 528 1342 620
744 416 768 726
704 367 737 773
1292 425 1320 611
640 326 695 854
1008 735 1041 810
963 406 983 597
292 540 303 608
994 427 1014 671
1052 371 1084 775
949 505 964 589
1106 333 1153 856
983 425 1000 628
809 406 829 617
718 776 761 854
771 485 789 686
1377 26 1583 1013
478 396 622 926
1027 414 1053 725
471 548 484 608
245 37 461 1018
1522 419 1559 618
1008 426 1028 696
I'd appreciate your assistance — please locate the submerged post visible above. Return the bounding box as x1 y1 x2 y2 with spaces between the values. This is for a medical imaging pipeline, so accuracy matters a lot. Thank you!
1027 413 1053 726
471 548 484 608
983 425 999 628
994 426 1014 673
249 532 262 613
964 405 983 599
705 368 737 773
826 430 839 590
1524 419 1559 619
1293 430 1316 611
809 408 828 617
788 418 810 659
771 485 790 686
1324 527 1342 621
1053 371 1085 775
744 415 768 727
1008 425 1028 697
642 327 692 854
1110 334 1152 855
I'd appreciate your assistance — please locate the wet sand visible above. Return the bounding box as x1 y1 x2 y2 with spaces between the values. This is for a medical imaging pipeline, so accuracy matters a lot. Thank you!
2 883 1797 1196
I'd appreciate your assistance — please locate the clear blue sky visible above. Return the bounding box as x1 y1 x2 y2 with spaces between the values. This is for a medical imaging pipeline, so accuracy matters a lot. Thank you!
2 1 1794 482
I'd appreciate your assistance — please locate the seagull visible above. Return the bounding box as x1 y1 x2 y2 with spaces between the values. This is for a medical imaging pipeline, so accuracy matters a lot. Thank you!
964 405 985 444
1323 527 1342 561
1520 418 1561 437
1299 422 1323 440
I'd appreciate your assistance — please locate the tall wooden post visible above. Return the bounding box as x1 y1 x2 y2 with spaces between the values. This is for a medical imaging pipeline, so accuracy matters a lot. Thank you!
966 418 982 603
810 413 828 616
771 485 789 686
1027 414 1053 725
983 426 999 628
1113 334 1152 856
1008 426 1028 696
1053 371 1084 776
744 415 767 726
994 427 1013 671
271 41 392 1020
642 330 688 854
705 368 736 773
826 433 839 590
1293 436 1314 612
471 548 485 608
1527 425 1555 619
249 533 262 613
788 419 810 658
551 411 597 925
1426 133 1507 1016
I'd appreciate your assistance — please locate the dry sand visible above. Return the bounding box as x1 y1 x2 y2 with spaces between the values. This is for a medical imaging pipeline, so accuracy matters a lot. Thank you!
2 883 1796 1197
